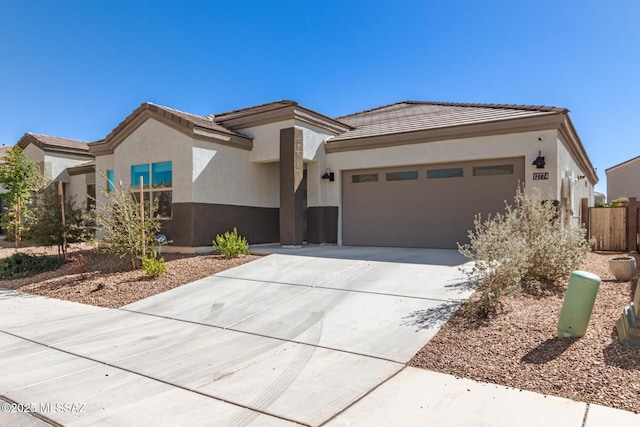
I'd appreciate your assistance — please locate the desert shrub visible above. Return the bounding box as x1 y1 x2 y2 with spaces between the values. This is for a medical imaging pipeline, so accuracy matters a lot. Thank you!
95 180 162 269
142 252 166 278
598 197 627 208
0 253 65 280
213 227 249 258
459 188 590 317
30 186 93 257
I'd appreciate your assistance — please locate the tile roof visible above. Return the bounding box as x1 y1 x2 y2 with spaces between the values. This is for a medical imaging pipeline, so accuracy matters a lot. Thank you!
90 102 253 155
211 100 299 122
21 133 90 151
98 102 244 146
331 101 567 141
144 103 242 136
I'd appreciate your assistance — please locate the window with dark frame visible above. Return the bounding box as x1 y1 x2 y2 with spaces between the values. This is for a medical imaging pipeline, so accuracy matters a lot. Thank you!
131 161 172 218
427 168 464 179
352 173 378 183
106 169 115 191
86 184 96 211
386 170 418 181
472 164 514 176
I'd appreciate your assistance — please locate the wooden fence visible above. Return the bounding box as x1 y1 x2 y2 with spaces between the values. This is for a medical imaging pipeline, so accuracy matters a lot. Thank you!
589 207 627 251
584 197 639 252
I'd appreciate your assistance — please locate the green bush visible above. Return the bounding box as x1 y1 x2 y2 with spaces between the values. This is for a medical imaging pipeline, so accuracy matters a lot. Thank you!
142 252 166 278
213 227 249 258
459 188 590 317
0 253 65 280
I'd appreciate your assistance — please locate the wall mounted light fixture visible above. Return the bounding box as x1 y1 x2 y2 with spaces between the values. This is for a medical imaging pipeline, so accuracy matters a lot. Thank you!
322 168 335 182
532 151 546 169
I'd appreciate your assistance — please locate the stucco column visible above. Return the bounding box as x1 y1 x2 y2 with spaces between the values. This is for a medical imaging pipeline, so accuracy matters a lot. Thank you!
279 127 304 246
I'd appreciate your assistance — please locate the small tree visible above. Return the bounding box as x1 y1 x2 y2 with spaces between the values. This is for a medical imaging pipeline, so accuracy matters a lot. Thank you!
0 147 45 247
459 188 590 317
95 180 161 269
29 185 93 257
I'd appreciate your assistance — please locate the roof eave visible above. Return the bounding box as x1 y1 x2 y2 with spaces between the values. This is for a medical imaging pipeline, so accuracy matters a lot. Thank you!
605 155 640 173
557 114 599 184
68 163 96 176
326 113 564 151
90 103 253 156
218 104 352 134
326 111 598 185
16 133 91 157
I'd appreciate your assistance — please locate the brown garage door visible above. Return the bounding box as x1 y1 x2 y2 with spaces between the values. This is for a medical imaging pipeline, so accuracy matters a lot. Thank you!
342 157 525 248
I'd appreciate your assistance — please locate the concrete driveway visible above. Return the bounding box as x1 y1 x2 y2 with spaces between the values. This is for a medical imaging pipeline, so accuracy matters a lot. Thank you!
0 246 472 426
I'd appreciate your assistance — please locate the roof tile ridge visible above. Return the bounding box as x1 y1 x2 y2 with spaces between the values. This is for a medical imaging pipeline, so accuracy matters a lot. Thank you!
212 99 298 119
145 102 214 122
27 132 89 143
335 101 413 120
418 101 566 113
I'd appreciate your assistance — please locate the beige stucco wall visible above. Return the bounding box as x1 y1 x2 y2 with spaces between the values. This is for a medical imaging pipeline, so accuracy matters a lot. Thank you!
93 118 280 209
607 158 640 201
326 129 560 206
556 136 595 226
44 153 92 183
67 172 95 210
107 119 193 203
243 120 296 163
23 143 90 182
95 153 114 204
296 121 336 208
233 119 337 207
325 129 595 243
192 139 279 207
22 144 45 171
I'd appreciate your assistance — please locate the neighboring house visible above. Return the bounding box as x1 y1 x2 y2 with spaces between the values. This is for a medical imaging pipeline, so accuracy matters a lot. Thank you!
594 192 606 205
18 100 598 251
606 155 640 201
16 133 96 204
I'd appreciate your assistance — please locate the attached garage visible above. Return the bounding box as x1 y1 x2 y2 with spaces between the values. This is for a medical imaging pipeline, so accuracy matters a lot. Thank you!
341 157 525 248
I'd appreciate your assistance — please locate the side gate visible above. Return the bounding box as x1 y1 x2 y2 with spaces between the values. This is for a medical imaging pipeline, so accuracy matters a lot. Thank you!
588 206 627 251
585 196 639 252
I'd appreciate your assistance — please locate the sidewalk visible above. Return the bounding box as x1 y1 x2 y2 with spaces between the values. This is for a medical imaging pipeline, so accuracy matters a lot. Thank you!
326 367 640 427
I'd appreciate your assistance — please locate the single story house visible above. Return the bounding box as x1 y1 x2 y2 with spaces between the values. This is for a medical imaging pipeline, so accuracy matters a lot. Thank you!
606 155 640 201
14 100 598 251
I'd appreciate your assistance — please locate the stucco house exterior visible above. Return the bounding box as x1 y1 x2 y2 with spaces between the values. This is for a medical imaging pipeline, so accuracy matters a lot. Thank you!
15 133 96 210
13 100 598 251
606 155 640 201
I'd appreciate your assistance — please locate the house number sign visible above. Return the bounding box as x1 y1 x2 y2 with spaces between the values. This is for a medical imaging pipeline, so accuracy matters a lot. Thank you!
533 172 549 180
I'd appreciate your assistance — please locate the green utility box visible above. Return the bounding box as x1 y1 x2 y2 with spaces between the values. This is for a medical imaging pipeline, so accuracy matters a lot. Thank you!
557 271 601 338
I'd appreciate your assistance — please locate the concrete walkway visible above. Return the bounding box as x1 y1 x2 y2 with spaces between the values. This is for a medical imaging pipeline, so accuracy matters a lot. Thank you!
1 246 638 426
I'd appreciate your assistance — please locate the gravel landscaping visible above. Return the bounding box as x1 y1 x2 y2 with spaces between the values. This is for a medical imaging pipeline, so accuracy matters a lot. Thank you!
411 251 640 414
0 241 260 308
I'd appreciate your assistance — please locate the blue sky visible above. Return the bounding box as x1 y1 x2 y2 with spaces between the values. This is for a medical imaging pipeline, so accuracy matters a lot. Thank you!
1 1 638 195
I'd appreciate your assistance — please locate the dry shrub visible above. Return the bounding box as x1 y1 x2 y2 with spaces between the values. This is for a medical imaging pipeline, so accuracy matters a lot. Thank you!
459 188 590 317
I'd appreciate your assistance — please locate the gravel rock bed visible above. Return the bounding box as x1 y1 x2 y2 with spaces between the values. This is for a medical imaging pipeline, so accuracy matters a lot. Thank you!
0 241 260 308
410 251 640 413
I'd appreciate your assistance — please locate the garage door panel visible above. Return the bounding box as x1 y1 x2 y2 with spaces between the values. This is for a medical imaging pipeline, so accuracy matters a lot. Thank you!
342 158 524 248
